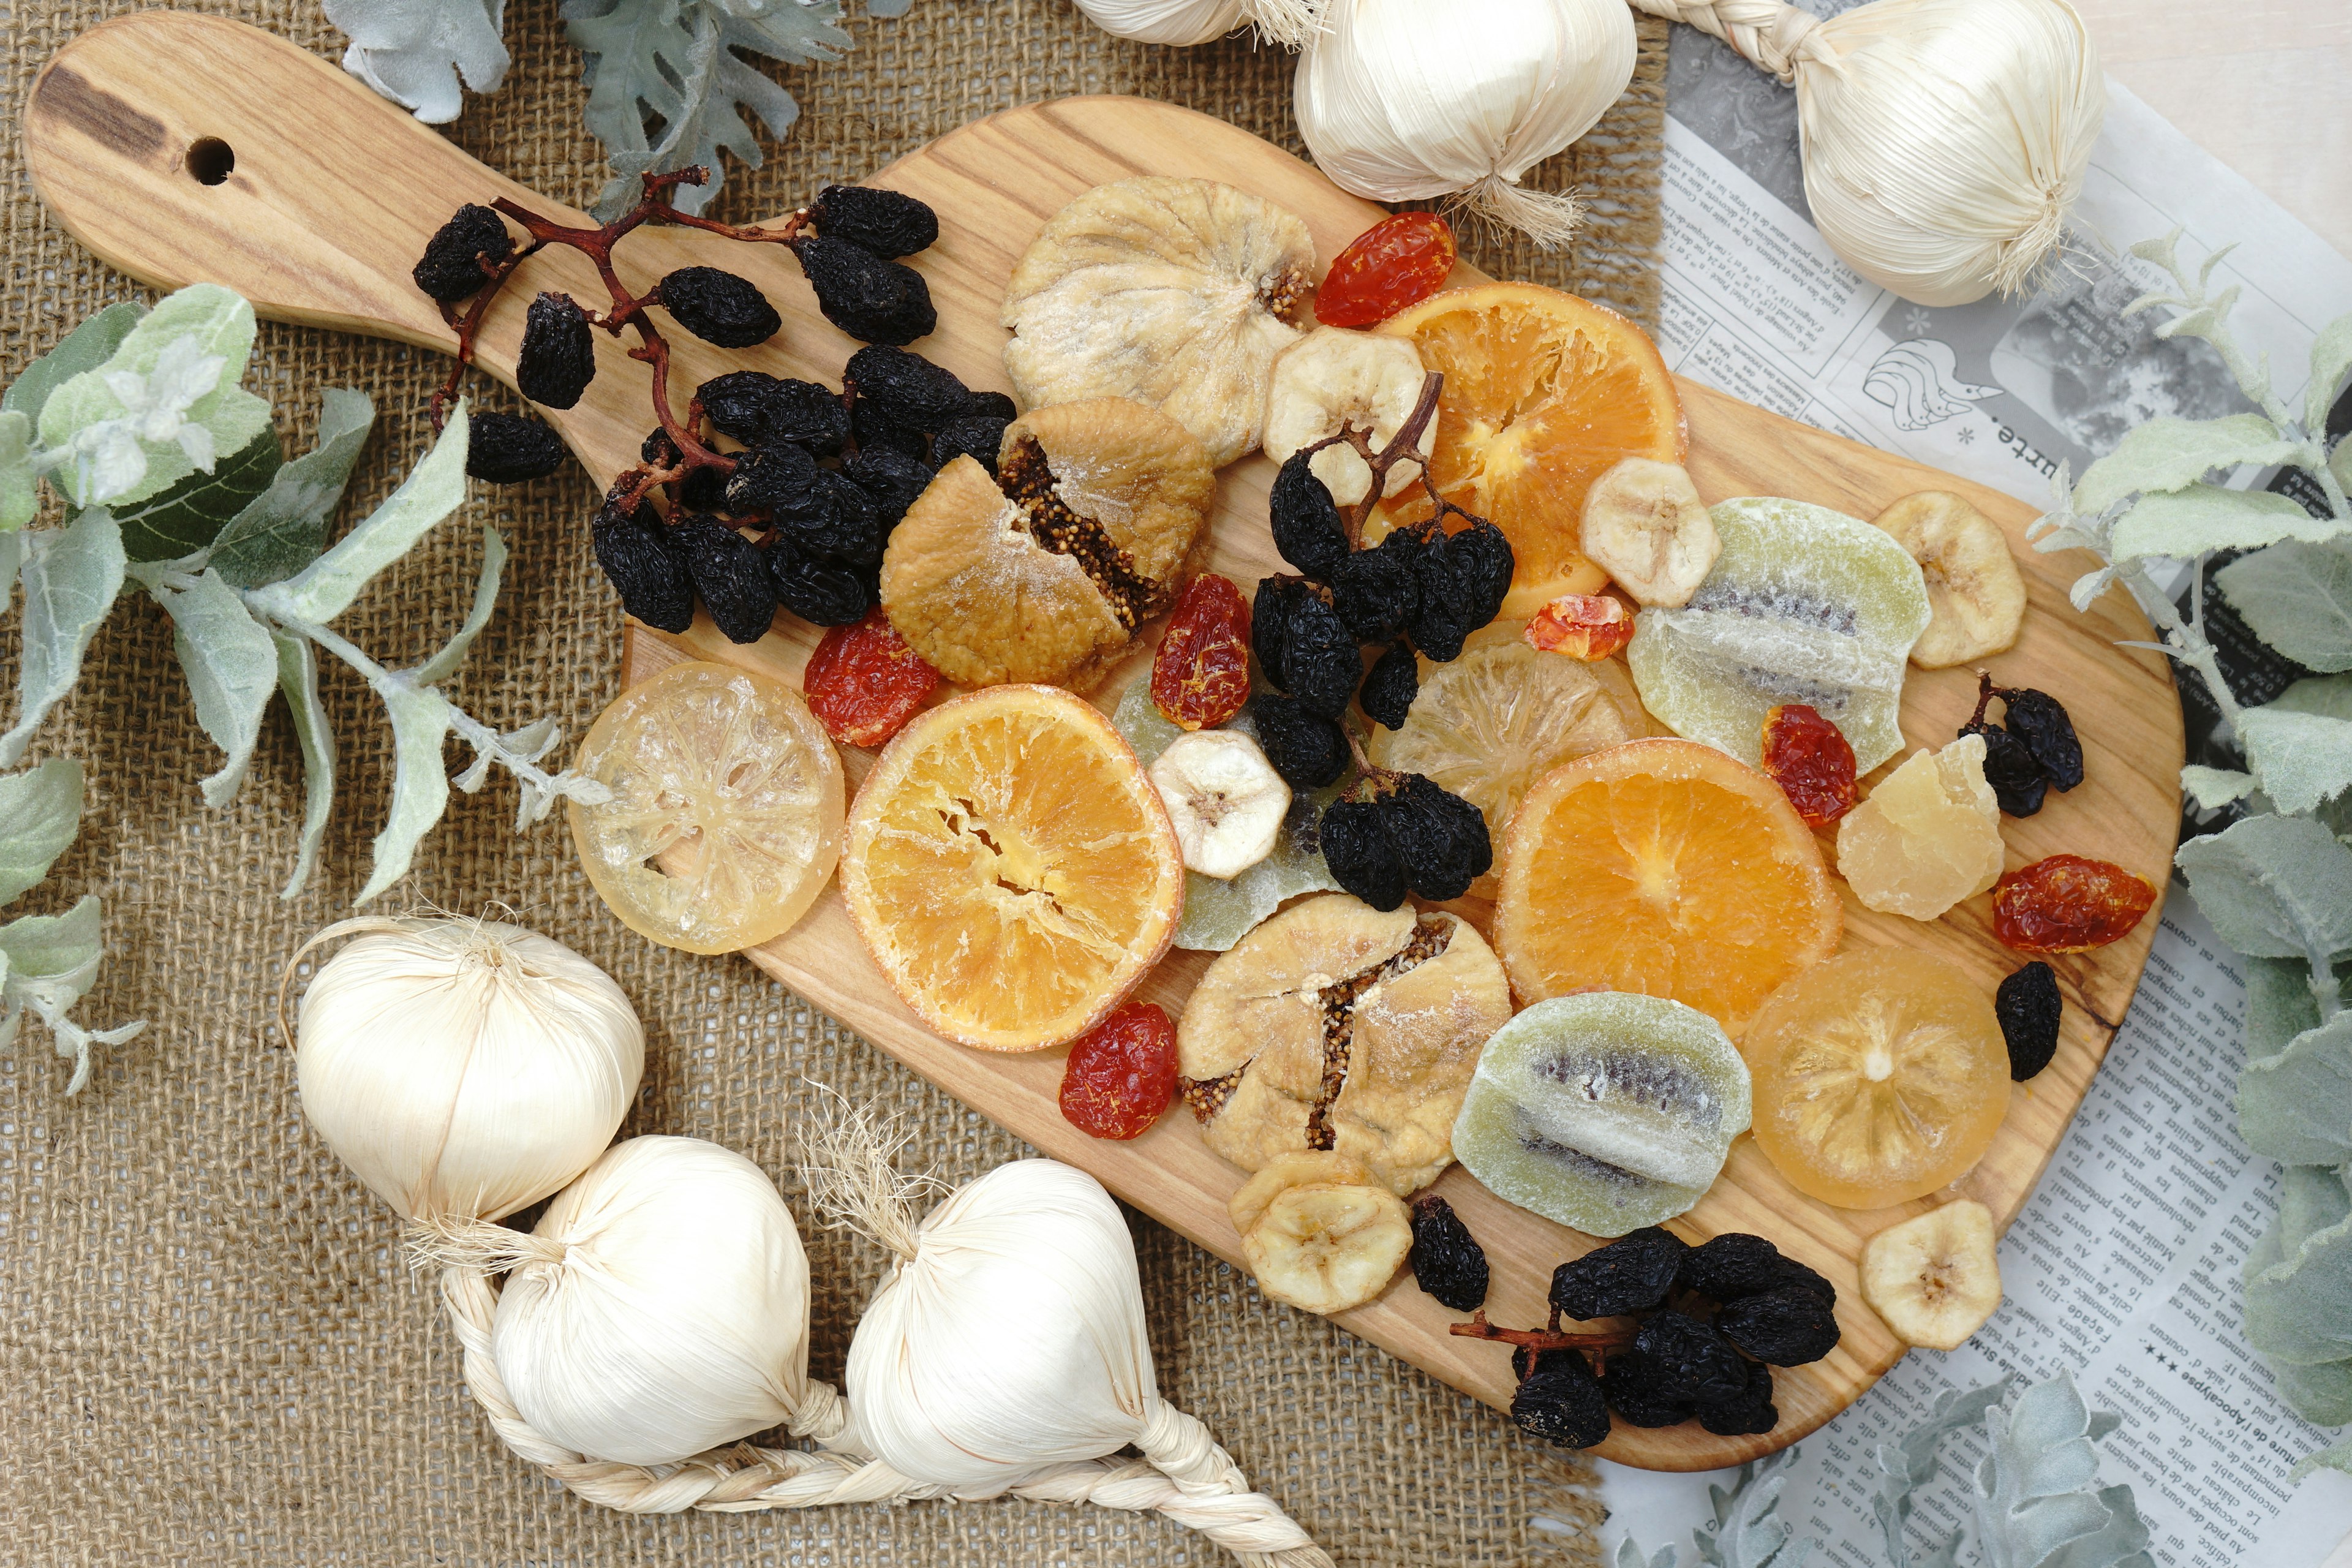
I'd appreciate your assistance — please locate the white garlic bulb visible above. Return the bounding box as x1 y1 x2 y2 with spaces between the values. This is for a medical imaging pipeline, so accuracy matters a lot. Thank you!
1294 0 1636 246
488 1137 836 1466
292 918 643 1221
1072 0 1319 47
1631 0 2105 305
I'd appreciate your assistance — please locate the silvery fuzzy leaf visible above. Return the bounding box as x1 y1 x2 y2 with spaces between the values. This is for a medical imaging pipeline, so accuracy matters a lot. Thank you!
154 568 281 809
0 510 127 769
208 388 377 589
1694 1450 1814 1567
2239 1014 2352 1164
1971 1374 2148 1568
2245 954 2334 1060
2307 312 2352 435
2274 673 2352 721
246 403 470 628
1873 1381 2011 1565
2071 415 2299 516
2236 705 2352 816
0 528 20 620
2174 813 2352 962
110 426 283 563
2180 764 2258 810
410 524 505 686
2215 540 2352 675
453 711 557 793
2272 1352 2352 1425
2334 439 2352 498
270 629 336 900
2244 1166 2352 1365
0 894 104 997
0 410 37 532
2108 483 2340 563
2068 564 2120 614
1 301 145 426
1617 1539 1678 1568
354 677 454 907
325 0 510 124
0 757 83 908
2291 1428 2352 1483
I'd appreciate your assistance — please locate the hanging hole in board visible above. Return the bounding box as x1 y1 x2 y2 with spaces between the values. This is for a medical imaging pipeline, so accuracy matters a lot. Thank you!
186 138 235 186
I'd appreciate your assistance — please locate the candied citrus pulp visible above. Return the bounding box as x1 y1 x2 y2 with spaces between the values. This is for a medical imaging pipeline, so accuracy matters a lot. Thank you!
1493 737 1841 1035
568 661 845 956
1743 948 2013 1209
840 685 1184 1052
1374 282 1686 618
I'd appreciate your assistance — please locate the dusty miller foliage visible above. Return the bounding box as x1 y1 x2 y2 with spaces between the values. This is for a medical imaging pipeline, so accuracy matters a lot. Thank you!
1616 1375 2151 1568
2026 230 2352 1467
0 285 606 1093
322 0 914 218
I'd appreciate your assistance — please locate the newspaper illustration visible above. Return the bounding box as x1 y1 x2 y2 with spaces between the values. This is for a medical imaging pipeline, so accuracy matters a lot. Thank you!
1592 13 2352 1562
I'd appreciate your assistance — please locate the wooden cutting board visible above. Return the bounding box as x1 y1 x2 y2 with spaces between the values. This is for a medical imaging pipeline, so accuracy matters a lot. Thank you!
27 11 2183 1472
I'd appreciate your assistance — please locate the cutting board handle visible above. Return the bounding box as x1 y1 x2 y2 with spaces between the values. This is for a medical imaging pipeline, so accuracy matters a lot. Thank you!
23 10 584 351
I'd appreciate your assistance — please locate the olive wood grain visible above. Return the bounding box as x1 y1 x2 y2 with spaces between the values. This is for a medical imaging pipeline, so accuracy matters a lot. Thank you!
27 12 2182 1471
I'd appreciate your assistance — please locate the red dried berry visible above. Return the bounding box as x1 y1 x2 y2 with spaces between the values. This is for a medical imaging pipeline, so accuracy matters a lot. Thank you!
803 607 940 747
1993 855 2157 954
1058 1002 1178 1140
1152 573 1253 731
1316 212 1457 329
1759 703 1858 829
1524 593 1634 660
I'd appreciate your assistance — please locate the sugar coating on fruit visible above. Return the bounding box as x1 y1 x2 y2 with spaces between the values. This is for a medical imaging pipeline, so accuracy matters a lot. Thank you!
1450 993 1752 1237
1627 496 1929 773
1836 734 2006 921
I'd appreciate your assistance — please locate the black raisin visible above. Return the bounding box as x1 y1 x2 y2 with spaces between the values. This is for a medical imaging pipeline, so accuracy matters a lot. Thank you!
766 379 852 456
697 370 783 444
464 410 567 484
726 442 821 516
797 235 937 345
1716 1286 1841 1366
1692 1358 1778 1437
1359 639 1418 729
1677 1234 1835 1308
1997 686 2084 791
962 390 1018 423
932 415 1008 475
1633 1311 1749 1406
1408 1195 1488 1311
642 427 684 467
1997 960 2063 1080
1251 694 1349 790
1409 519 1513 661
677 514 777 643
852 396 930 460
810 184 939 258
1379 774 1491 901
772 470 884 570
1319 797 1408 911
412 203 513 303
1511 1348 1611 1449
848 344 970 429
1330 531 1423 643
516 292 597 410
768 538 875 626
1964 715 2052 817
591 502 693 633
678 463 728 513
1270 453 1351 581
658 266 782 349
1550 1227 1688 1319
844 445 937 530
1252 576 1308 690
1599 1348 1695 1427
1280 589 1362 720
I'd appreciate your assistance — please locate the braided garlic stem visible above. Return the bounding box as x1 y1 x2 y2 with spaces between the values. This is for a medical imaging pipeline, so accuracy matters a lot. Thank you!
1623 0 1839 81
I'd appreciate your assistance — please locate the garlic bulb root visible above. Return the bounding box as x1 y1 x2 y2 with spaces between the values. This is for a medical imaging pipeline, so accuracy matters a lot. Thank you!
1074 0 1323 48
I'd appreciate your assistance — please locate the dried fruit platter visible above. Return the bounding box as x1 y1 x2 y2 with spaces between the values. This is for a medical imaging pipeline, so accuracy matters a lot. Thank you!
27 12 2182 1470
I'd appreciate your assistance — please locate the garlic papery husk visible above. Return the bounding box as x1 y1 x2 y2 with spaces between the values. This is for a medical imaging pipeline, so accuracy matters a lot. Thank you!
1074 0 1321 47
290 916 643 1222
1294 0 1636 246
434 1136 851 1467
1630 0 2105 304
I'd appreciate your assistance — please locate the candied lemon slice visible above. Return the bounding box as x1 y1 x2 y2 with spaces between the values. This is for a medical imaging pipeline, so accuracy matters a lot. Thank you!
840 685 1184 1052
568 661 845 955
1744 948 2012 1210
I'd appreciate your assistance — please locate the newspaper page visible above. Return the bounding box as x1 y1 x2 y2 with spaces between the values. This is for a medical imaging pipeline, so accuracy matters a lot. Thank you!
1593 12 2352 1561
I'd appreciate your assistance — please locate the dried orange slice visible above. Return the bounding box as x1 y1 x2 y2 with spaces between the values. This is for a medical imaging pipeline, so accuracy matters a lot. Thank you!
841 685 1184 1051
1494 737 1841 1035
568 661 845 956
1374 282 1686 618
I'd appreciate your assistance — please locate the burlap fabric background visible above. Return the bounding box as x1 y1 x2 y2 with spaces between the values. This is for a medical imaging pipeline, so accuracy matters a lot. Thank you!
0 3 1666 1562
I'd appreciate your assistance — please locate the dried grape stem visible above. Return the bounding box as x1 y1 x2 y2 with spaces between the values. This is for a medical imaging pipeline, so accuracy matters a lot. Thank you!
1297 371 1445 549
1448 1311 1635 1357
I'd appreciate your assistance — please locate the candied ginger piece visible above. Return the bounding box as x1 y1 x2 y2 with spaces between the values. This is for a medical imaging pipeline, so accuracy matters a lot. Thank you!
1836 734 2005 919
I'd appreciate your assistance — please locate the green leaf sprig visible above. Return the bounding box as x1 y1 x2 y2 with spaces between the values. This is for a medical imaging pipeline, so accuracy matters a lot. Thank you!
0 758 145 1094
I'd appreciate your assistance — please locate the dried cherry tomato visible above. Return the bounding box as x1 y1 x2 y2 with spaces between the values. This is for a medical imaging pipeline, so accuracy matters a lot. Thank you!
1993 854 2157 954
1152 573 1253 730
1524 593 1634 660
802 606 940 747
1759 703 1857 828
1315 212 1457 329
1058 1002 1178 1140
